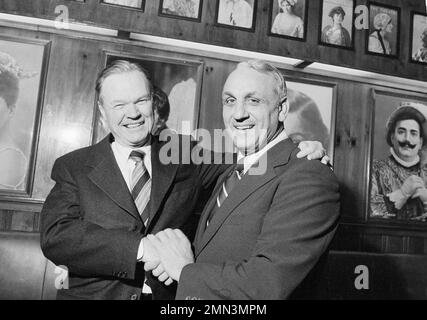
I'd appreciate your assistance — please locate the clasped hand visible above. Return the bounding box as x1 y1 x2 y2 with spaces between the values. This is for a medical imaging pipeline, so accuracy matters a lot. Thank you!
141 228 194 286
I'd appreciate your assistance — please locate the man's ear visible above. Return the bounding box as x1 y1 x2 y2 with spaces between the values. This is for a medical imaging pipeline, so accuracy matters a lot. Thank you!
278 97 289 122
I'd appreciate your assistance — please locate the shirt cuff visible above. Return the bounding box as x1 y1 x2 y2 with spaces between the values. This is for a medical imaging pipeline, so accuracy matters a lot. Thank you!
387 189 409 210
137 238 144 261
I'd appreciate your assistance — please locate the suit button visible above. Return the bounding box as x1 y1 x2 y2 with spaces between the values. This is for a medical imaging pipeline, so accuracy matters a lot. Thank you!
130 294 138 300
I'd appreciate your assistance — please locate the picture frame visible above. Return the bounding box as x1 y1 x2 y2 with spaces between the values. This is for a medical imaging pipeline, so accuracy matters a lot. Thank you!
367 89 427 226
366 2 400 58
284 77 337 163
159 0 203 22
410 12 427 65
268 0 308 41
92 51 204 143
0 35 50 201
319 0 355 50
100 0 145 11
215 0 257 32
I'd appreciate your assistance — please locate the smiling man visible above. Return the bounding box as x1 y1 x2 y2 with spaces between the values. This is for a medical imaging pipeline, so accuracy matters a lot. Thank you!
144 60 341 300
40 60 233 300
371 104 427 221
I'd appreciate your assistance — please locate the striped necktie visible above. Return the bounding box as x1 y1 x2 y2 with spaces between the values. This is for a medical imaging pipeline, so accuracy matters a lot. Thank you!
207 163 244 226
129 150 151 225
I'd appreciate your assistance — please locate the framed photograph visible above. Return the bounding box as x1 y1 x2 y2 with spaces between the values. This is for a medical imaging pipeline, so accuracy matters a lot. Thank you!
319 0 355 49
159 0 203 22
100 0 145 10
215 0 257 32
366 2 400 58
410 12 427 65
269 0 308 41
285 78 337 162
0 36 50 199
93 52 204 143
368 90 427 224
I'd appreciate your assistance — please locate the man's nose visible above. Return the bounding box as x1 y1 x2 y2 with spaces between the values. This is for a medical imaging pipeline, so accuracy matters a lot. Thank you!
232 101 249 120
125 103 141 118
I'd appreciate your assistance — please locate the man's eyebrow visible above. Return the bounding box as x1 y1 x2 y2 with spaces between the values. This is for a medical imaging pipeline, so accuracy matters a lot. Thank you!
222 91 234 96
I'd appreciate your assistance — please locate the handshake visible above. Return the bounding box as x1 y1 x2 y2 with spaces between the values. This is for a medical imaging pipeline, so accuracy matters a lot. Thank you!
140 229 194 286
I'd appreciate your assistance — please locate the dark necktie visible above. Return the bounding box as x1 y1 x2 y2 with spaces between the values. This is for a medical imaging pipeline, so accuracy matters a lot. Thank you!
207 163 244 226
129 151 151 225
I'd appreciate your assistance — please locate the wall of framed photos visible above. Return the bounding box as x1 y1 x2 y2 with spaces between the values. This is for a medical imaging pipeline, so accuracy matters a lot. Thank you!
0 0 426 81
1 19 427 256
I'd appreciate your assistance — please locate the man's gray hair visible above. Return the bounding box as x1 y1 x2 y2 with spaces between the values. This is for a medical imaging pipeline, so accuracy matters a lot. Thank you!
235 59 287 101
95 59 153 103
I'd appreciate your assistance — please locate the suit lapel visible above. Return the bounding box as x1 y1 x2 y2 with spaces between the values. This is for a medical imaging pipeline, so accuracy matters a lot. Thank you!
145 137 179 232
194 165 235 252
87 135 141 221
195 138 296 257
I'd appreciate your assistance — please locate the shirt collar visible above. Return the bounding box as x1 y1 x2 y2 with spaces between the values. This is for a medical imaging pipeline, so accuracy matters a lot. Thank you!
237 129 288 173
112 141 151 163
390 147 420 168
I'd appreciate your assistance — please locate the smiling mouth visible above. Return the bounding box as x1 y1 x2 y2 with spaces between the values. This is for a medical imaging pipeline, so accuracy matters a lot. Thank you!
233 124 255 130
124 122 144 129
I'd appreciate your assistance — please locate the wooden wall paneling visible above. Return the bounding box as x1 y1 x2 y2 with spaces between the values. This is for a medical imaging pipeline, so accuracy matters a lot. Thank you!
334 82 372 221
406 236 426 254
384 235 406 253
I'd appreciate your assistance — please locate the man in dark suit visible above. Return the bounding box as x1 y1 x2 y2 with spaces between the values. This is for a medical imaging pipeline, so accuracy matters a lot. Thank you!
40 60 230 300
40 60 326 300
145 60 341 299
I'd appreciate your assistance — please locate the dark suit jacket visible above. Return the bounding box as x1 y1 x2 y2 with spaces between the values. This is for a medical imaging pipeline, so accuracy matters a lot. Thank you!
40 134 227 300
176 138 341 300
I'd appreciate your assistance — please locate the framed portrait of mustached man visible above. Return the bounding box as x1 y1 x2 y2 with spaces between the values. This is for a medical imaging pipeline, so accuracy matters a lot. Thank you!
369 89 427 224
0 35 50 200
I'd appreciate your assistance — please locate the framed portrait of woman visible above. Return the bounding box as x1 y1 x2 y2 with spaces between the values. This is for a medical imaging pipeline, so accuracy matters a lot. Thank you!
410 12 427 65
215 0 257 32
0 36 50 200
319 0 355 49
159 0 203 22
366 2 400 58
269 0 308 41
